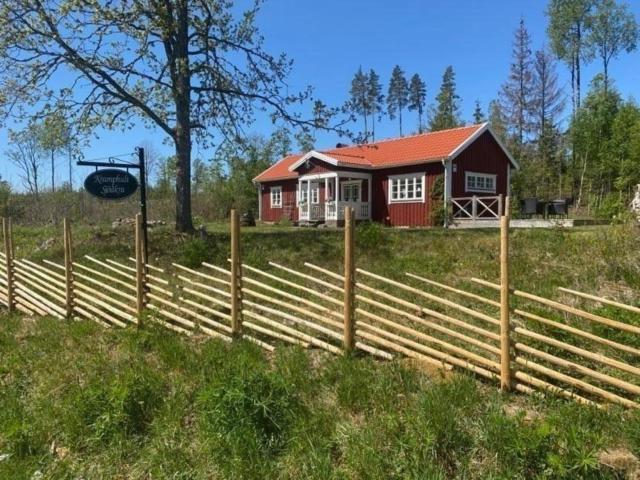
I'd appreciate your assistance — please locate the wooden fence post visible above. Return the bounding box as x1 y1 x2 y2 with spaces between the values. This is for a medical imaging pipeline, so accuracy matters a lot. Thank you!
63 218 74 318
135 213 146 326
2 217 15 312
500 197 511 391
343 206 355 352
230 209 242 336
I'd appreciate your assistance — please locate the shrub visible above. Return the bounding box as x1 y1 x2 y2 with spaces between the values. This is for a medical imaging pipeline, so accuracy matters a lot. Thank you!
355 221 388 251
179 237 212 267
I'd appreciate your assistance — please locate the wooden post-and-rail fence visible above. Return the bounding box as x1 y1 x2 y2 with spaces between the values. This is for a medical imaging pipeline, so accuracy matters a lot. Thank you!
2 203 639 409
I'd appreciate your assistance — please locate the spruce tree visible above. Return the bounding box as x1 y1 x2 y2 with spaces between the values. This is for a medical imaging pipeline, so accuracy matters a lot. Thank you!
473 100 486 123
488 100 508 142
387 65 409 136
429 66 461 131
349 67 370 141
367 69 384 141
500 18 535 146
408 74 427 133
532 48 565 141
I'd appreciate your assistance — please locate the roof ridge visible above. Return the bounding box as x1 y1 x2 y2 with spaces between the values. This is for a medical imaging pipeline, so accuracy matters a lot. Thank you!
330 123 485 150
319 151 366 159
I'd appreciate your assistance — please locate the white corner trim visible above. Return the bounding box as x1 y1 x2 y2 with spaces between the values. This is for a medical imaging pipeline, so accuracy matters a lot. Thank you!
387 172 426 204
288 151 339 171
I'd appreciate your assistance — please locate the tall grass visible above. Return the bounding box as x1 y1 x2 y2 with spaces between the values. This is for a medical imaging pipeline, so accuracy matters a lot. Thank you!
0 314 637 479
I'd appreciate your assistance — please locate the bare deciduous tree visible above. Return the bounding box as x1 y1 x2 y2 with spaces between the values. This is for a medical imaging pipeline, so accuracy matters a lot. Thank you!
7 125 45 196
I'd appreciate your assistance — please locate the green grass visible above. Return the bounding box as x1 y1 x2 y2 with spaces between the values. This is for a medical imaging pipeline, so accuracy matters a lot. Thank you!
2 221 640 477
1 314 638 479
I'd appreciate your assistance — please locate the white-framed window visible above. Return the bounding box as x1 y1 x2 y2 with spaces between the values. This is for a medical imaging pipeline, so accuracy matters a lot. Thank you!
465 172 496 193
297 184 308 204
341 180 361 202
270 186 282 208
388 173 425 203
310 182 320 204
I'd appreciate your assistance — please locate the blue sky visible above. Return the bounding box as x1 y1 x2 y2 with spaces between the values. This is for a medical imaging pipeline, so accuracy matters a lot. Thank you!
2 0 639 189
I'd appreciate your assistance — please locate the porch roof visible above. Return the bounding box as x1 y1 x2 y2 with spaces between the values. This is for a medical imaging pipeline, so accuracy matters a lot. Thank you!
254 123 498 183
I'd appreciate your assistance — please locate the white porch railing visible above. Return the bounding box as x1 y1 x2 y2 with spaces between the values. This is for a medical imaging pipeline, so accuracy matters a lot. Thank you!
451 195 503 220
299 203 324 221
325 201 370 221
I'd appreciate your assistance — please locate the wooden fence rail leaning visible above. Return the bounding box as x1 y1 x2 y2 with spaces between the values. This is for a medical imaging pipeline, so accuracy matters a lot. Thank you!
1 206 639 410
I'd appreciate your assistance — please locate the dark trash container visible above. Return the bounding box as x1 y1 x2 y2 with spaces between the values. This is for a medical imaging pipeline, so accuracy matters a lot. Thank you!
520 198 538 218
547 199 568 218
240 211 256 227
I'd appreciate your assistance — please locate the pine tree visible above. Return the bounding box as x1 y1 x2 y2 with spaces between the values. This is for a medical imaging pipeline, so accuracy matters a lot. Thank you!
429 66 461 131
367 69 384 141
500 18 535 146
408 74 427 133
387 65 409 136
349 67 370 141
473 100 485 123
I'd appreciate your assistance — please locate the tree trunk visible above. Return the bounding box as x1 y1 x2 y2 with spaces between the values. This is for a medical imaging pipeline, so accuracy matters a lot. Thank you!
399 108 403 137
371 110 375 141
575 25 582 110
51 151 55 192
173 0 194 233
577 151 588 208
363 111 368 143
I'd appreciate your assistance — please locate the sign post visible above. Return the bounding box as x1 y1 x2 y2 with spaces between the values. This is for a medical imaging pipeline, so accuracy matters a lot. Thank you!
78 147 148 262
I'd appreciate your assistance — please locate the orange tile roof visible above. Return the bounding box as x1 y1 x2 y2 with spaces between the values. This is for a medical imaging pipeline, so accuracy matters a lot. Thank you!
254 124 485 182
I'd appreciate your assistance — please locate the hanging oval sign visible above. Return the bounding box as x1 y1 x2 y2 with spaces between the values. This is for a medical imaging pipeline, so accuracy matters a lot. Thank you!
84 168 139 200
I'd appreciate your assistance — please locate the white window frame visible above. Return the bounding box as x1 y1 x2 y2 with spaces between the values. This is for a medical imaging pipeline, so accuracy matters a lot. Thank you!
270 186 282 208
388 173 425 204
309 182 320 204
341 180 362 203
465 171 497 194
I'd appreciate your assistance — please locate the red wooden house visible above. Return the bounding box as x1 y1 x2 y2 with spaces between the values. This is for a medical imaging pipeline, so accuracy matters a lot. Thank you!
253 123 518 227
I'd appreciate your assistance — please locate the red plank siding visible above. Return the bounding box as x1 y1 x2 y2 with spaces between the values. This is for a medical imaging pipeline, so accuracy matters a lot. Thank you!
451 130 510 197
371 163 442 227
260 180 298 222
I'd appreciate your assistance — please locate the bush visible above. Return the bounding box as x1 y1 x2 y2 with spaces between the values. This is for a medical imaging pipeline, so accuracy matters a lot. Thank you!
179 237 212 267
355 221 388 251
593 193 628 220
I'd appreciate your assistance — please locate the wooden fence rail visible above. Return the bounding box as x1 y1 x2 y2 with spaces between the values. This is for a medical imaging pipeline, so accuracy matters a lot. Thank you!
1 208 639 409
